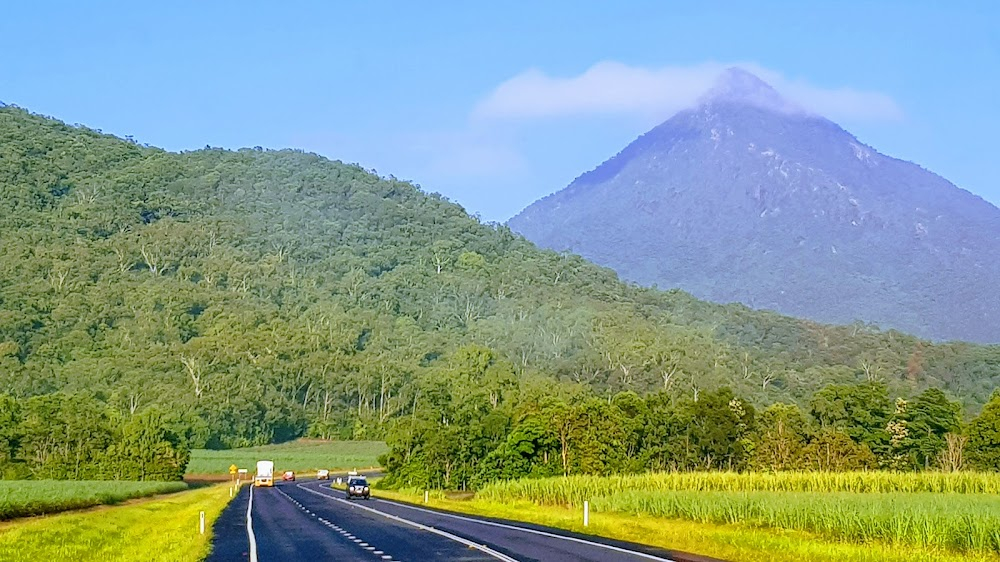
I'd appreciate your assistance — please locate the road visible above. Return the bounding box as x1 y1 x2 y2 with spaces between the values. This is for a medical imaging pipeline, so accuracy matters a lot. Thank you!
208 479 723 562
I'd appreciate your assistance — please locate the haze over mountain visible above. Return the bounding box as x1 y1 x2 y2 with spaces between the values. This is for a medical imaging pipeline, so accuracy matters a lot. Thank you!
509 68 1000 344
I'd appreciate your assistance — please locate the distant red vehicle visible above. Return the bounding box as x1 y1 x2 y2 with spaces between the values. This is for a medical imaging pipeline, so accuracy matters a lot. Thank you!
282 471 296 482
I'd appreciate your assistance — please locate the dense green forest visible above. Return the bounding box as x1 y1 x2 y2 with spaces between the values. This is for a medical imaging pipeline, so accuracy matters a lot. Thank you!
0 393 188 480
380 373 1000 489
0 103 998 478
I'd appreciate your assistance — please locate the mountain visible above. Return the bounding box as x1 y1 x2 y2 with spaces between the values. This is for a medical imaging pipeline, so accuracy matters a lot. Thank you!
509 68 1000 344
2 102 999 453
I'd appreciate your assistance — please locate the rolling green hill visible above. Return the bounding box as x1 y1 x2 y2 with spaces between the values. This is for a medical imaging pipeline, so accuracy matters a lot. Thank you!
1 103 998 457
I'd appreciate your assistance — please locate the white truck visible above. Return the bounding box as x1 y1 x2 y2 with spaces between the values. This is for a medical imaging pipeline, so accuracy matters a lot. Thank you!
254 460 274 487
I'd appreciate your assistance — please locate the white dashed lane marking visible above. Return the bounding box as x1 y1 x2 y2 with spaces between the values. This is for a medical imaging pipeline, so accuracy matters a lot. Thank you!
274 486 401 562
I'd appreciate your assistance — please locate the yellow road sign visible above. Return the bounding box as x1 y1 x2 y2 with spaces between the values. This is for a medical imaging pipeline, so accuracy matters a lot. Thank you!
229 464 238 475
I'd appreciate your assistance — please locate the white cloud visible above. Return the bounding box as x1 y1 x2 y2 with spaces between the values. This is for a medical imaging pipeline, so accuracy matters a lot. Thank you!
473 61 903 123
777 81 903 122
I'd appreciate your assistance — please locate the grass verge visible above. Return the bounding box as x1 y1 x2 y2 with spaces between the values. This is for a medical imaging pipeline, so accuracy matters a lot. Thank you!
0 483 234 562
187 438 386 475
375 488 1000 562
0 480 187 520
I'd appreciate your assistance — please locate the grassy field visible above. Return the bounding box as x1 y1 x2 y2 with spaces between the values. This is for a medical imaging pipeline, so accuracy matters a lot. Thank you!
0 480 188 520
476 472 1000 555
378 487 1000 562
593 490 1000 553
476 471 1000 504
378 471 1000 562
187 438 386 475
0 483 233 561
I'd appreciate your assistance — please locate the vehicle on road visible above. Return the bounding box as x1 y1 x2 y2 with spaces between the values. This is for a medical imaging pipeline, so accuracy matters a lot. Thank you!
282 470 296 482
316 469 330 480
254 460 274 487
346 476 370 500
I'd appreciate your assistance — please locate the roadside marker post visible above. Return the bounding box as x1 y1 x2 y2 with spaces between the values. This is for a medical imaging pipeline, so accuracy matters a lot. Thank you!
424 490 429 503
200 511 206 534
583 501 589 527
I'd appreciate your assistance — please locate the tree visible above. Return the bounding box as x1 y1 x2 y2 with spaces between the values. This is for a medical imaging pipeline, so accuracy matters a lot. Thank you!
751 403 811 471
904 388 962 469
19 394 113 479
809 382 891 457
938 432 967 472
475 416 559 484
0 394 24 477
675 388 756 470
966 391 1000 471
801 430 876 471
103 408 189 480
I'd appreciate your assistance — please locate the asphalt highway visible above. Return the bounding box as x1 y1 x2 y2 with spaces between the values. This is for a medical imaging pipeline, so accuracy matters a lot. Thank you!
208 479 723 562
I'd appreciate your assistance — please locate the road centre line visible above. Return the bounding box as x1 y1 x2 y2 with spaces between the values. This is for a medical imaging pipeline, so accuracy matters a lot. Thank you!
273 486 400 562
295 483 519 562
302 481 677 562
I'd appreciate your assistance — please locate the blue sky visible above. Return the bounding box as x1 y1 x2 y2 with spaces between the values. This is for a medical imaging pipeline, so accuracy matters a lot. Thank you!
2 1 996 222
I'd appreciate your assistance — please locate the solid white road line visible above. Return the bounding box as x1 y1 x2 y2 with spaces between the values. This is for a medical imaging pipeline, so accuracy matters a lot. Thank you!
246 485 259 562
301 482 677 562
378 496 678 562
295 483 520 562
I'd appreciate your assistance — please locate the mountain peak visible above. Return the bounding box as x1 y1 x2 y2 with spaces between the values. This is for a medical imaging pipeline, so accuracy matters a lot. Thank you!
700 67 801 114
511 66 1000 343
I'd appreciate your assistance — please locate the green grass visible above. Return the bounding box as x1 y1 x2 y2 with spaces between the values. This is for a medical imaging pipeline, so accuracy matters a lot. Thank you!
0 480 188 520
0 483 233 561
477 471 1000 505
595 490 1000 553
378 488 1000 562
186 438 386 474
470 472 1000 557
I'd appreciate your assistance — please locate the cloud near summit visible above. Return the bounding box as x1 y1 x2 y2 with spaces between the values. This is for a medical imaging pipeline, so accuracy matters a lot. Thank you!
473 62 903 123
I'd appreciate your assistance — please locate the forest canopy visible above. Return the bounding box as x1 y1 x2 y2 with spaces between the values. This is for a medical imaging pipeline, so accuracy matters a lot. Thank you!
1 104 998 471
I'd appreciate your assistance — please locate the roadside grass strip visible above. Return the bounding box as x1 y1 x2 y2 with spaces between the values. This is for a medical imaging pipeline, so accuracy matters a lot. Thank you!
0 480 187 520
376 487 1000 562
0 483 233 562
187 439 386 474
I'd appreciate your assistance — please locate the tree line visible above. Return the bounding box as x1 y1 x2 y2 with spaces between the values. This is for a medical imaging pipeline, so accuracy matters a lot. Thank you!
0 393 189 480
379 348 1000 490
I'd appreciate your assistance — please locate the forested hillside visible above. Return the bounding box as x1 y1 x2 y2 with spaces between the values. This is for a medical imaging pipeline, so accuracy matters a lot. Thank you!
1 104 998 469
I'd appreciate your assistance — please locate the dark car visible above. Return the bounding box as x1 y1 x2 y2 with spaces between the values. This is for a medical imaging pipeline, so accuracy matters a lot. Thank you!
346 476 370 500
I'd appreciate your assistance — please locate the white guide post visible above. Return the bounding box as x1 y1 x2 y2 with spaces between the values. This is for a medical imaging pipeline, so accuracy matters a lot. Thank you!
200 510 206 534
583 501 589 527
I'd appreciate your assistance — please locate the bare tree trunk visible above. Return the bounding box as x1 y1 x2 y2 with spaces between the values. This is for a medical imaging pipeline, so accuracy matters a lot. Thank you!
938 433 967 472
140 244 161 275
128 393 141 415
180 355 203 399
